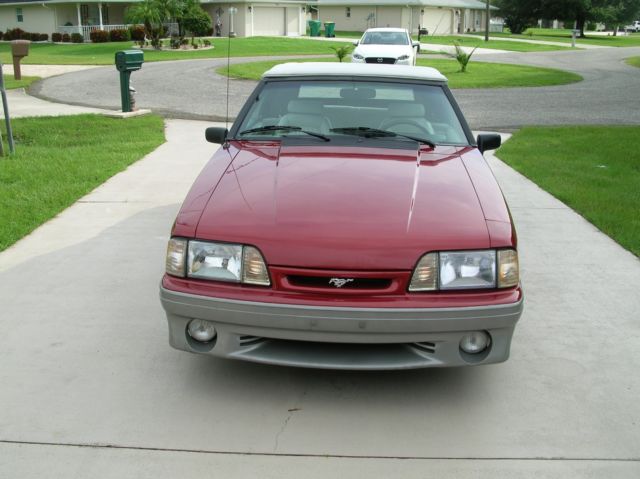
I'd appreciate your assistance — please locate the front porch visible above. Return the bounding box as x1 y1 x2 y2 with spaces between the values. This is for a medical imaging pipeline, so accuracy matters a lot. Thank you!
54 2 179 39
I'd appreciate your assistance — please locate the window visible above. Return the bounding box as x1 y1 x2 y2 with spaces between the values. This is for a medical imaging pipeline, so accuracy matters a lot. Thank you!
16 8 23 22
236 80 469 145
346 7 351 18
81 4 89 25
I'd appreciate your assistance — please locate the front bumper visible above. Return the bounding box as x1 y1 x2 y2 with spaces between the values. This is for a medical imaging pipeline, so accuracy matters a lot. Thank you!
160 286 523 370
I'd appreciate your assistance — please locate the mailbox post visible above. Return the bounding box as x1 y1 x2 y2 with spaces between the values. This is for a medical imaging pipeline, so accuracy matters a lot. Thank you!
11 40 30 80
115 50 144 113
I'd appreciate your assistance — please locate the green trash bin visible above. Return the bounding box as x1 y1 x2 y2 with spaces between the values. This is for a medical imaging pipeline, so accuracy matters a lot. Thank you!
324 21 335 38
308 20 321 37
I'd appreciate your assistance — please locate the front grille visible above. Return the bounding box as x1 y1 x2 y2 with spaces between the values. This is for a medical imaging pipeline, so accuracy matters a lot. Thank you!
365 57 396 64
287 275 392 290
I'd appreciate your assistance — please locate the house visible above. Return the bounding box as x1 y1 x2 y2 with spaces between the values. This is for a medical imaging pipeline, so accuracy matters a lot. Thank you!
0 0 307 38
317 0 494 36
200 1 307 37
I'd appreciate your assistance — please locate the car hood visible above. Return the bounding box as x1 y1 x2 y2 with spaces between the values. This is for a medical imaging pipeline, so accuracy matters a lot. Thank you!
193 141 495 270
354 44 414 58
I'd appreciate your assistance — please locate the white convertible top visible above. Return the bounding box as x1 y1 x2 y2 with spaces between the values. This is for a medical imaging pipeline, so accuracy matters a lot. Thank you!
263 62 448 82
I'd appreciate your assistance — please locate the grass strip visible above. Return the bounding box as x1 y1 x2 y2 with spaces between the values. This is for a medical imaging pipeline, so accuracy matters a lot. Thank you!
625 56 640 67
217 57 582 88
0 114 165 251
496 126 640 256
472 28 640 47
2 75 40 90
0 37 352 65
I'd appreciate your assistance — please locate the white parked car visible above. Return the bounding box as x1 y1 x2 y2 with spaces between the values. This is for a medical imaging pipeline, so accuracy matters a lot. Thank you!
624 21 640 32
351 28 420 66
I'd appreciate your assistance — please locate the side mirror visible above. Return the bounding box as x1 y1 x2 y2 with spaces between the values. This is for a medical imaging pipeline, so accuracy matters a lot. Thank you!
413 41 420 53
205 127 228 144
352 40 359 46
476 134 501 153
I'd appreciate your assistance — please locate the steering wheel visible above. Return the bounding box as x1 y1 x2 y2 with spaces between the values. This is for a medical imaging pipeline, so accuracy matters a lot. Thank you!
380 119 433 136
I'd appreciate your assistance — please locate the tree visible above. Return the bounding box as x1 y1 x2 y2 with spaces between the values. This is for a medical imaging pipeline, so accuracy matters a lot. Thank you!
591 0 640 34
125 0 169 49
494 0 541 34
183 6 212 43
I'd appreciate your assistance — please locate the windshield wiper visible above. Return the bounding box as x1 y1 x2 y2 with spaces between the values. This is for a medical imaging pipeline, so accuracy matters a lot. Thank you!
330 127 435 148
238 125 330 142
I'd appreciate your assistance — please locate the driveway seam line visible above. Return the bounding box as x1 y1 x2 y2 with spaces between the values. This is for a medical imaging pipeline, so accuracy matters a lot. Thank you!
1 440 639 462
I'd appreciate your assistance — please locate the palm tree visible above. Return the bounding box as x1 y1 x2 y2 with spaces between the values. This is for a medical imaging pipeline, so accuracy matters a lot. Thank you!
126 0 165 49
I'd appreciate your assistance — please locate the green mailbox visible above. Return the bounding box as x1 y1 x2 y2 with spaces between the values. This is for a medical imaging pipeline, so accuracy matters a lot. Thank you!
115 50 144 113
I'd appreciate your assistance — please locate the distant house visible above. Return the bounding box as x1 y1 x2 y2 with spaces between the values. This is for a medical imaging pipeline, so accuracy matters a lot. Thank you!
0 0 307 38
317 0 494 35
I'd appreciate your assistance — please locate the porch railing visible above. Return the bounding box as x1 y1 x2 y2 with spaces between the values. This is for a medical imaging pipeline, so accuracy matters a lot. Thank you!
57 22 179 40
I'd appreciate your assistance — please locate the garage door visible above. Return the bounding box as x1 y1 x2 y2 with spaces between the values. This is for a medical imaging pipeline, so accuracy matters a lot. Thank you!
286 7 300 36
254 7 285 36
422 8 452 35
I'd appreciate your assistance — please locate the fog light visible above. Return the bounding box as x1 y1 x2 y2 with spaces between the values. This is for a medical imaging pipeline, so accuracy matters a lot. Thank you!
460 331 490 354
187 319 217 343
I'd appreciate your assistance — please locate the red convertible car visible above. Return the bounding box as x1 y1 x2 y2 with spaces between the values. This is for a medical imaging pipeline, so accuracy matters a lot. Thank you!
160 63 523 369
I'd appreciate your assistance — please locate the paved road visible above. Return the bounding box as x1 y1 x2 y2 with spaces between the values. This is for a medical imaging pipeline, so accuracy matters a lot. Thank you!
32 46 640 128
1 121 639 477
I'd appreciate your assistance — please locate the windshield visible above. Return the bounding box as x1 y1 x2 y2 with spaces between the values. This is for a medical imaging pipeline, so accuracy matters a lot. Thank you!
235 80 469 146
361 31 409 45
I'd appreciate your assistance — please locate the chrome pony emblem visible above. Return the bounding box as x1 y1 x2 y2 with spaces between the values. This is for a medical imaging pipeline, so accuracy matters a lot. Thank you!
377 58 383 63
329 278 355 288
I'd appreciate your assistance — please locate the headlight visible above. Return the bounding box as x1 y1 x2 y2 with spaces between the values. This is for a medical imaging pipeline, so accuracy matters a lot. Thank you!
165 238 271 286
397 54 410 60
352 53 364 60
409 249 519 292
188 241 243 282
440 251 496 290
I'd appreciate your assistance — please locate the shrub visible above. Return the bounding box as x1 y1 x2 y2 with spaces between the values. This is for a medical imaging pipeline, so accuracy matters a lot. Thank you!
62 33 71 42
90 30 109 42
330 45 351 62
4 28 25 40
0 31 3 40
52 32 62 42
39 33 49 41
451 41 478 73
109 28 131 42
71 33 84 43
129 25 145 41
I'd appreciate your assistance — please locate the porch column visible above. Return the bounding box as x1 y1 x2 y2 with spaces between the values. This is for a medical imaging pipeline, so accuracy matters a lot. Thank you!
76 3 82 35
98 2 103 29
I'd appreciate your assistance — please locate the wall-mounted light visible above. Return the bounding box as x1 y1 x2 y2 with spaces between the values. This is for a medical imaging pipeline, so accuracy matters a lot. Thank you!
248 6 252 11
421 9 424 14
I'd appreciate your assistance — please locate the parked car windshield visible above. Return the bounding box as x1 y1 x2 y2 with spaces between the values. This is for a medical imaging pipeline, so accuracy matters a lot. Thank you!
361 31 409 45
235 79 469 145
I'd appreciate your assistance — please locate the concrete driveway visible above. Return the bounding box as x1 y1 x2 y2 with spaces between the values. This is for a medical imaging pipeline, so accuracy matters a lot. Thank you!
1 120 639 477
31 46 640 128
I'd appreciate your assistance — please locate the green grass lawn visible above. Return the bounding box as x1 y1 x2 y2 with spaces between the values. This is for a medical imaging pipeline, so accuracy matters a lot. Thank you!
0 37 352 65
333 31 571 51
0 114 165 251
217 57 582 88
474 28 640 47
2 75 40 90
418 35 572 52
496 126 640 256
625 56 640 67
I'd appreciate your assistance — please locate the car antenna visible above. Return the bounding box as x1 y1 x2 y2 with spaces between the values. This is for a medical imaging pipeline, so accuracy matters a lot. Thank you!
225 12 231 131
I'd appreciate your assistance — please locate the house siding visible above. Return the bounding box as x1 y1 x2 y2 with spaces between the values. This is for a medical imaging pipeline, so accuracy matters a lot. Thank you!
0 4 56 34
